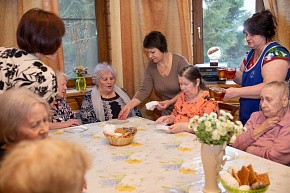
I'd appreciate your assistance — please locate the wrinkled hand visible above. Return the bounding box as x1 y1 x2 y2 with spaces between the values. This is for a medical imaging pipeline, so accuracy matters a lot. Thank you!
156 100 171 111
67 119 80 127
156 115 174 124
224 87 239 100
259 116 280 132
168 122 189 134
118 105 131 120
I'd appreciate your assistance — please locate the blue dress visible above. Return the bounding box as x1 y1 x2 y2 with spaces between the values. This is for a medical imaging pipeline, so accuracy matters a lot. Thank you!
240 42 290 125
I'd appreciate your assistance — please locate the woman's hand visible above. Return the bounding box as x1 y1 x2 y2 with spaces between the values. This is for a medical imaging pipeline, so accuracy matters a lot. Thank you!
252 116 280 138
118 105 131 120
67 119 80 127
224 87 240 100
156 100 171 111
168 122 189 134
156 115 175 124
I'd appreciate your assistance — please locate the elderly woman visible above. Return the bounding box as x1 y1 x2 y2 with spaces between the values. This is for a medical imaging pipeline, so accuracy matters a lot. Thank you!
80 62 141 124
156 65 218 133
0 8 65 103
233 81 290 166
50 72 80 129
0 139 91 193
224 10 290 125
0 88 50 161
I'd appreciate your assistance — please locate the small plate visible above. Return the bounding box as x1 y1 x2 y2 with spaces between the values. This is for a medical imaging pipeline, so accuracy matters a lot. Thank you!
63 126 88 133
107 119 129 125
155 124 169 131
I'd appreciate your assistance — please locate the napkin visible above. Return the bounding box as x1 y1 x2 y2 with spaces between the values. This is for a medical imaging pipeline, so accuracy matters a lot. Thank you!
145 101 159 111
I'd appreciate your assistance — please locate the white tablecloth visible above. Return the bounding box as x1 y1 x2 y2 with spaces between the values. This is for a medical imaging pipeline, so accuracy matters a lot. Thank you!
50 116 290 193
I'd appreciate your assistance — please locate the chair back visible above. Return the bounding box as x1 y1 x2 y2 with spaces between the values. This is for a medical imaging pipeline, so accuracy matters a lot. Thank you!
218 103 239 121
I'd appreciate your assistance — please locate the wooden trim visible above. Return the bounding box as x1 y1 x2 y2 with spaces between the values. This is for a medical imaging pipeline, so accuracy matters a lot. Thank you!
96 0 109 63
192 0 203 64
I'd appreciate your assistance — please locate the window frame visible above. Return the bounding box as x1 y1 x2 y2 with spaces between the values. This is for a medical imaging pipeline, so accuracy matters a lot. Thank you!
192 0 264 65
67 0 109 88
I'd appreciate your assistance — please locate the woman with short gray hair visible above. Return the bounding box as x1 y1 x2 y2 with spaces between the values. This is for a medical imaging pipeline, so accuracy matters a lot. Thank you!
80 62 141 123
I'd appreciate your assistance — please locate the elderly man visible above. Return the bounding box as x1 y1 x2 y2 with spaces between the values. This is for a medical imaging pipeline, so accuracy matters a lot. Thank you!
232 81 290 166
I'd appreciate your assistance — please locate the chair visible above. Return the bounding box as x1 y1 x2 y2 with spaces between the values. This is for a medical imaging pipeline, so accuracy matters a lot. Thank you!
218 103 239 121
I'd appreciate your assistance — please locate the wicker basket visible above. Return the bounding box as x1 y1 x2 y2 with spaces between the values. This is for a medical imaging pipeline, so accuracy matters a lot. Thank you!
221 179 269 193
103 132 136 146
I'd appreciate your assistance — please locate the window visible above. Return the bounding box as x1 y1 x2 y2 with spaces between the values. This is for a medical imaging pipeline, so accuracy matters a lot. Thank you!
192 0 263 67
58 0 109 84
58 0 98 78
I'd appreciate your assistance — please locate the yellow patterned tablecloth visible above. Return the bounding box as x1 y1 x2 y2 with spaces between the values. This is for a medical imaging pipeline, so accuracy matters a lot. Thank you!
50 116 290 193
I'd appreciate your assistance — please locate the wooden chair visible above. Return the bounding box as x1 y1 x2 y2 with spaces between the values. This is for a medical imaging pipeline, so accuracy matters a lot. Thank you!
218 103 239 121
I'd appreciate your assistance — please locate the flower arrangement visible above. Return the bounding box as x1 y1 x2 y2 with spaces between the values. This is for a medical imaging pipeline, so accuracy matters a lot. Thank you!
73 65 88 77
189 110 247 145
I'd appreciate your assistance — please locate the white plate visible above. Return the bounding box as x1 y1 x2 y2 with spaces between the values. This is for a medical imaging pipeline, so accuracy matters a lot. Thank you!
107 119 129 125
155 124 169 131
63 126 88 133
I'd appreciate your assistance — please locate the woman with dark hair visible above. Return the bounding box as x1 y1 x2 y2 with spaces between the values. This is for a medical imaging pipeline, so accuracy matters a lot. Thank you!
118 31 189 120
156 65 218 133
224 10 290 125
0 8 65 103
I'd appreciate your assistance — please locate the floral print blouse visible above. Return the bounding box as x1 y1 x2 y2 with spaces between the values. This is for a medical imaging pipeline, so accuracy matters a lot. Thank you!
51 98 76 122
0 47 57 103
172 91 218 123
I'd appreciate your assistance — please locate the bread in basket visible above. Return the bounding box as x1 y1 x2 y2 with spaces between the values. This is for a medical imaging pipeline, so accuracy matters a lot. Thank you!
103 125 137 146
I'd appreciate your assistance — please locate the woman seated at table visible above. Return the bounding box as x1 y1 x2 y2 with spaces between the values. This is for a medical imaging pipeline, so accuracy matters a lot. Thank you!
0 139 91 193
156 65 218 133
0 88 50 162
80 62 142 124
50 72 80 129
232 81 290 166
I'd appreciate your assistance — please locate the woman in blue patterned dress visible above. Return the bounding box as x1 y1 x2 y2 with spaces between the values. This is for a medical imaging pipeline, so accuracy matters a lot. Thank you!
224 10 290 125
0 8 65 103
80 62 141 124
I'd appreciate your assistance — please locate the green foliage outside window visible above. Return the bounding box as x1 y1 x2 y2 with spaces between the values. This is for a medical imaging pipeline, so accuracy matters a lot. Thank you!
203 0 254 67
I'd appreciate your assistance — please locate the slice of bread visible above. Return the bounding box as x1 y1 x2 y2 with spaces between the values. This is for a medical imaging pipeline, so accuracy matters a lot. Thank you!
237 166 250 185
232 168 241 185
256 173 270 186
247 164 257 185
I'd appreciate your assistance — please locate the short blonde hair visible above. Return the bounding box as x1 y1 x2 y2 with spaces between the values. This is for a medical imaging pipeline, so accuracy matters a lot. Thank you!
0 139 91 193
0 88 50 144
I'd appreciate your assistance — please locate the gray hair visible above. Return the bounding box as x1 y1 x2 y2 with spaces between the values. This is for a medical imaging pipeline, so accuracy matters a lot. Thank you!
55 71 68 82
263 81 289 99
0 88 50 144
92 62 116 85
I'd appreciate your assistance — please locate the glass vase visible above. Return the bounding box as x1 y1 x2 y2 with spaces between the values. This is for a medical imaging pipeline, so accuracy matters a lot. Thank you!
75 76 86 91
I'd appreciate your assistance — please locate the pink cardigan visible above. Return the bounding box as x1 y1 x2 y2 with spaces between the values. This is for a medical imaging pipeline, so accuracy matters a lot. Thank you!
232 108 290 166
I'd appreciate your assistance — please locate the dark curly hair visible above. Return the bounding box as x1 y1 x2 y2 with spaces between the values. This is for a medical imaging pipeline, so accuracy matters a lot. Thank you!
243 10 276 41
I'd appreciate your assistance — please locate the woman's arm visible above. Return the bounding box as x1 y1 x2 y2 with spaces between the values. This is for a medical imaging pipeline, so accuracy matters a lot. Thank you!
225 59 289 99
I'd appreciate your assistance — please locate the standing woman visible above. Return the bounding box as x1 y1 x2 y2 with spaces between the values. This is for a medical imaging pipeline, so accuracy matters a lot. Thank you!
80 62 141 124
118 31 189 120
0 8 65 103
224 10 290 125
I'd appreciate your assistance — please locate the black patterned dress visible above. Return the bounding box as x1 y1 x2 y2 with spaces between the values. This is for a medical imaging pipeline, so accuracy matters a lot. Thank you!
0 47 57 103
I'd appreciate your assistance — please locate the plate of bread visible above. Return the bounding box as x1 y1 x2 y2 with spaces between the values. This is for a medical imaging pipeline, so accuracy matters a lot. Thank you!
221 164 270 193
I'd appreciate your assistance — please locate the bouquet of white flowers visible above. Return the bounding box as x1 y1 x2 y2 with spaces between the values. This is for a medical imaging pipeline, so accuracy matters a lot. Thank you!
189 110 247 145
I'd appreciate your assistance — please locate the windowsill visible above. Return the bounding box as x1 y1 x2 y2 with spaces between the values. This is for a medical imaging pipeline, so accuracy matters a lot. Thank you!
66 87 93 97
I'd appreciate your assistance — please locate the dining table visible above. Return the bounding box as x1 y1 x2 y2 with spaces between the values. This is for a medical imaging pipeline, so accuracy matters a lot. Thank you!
50 116 290 193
